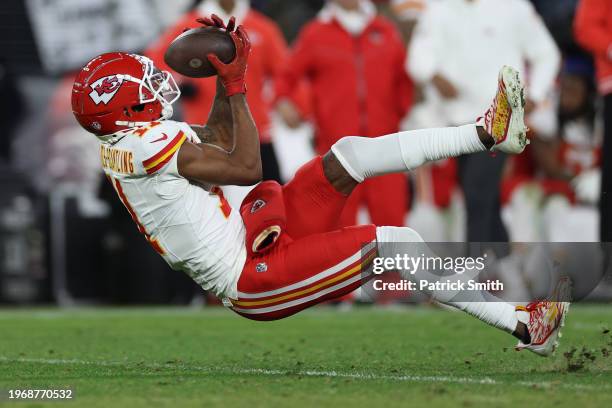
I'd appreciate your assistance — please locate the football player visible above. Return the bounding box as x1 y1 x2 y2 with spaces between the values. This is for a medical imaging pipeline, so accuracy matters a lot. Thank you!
72 15 569 356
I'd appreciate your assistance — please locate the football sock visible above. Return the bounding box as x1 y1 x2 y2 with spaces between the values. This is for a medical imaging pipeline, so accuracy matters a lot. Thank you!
331 124 486 182
375 226 519 334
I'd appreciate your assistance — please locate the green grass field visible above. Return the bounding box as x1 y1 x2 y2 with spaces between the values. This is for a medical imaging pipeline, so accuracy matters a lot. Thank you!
0 305 611 407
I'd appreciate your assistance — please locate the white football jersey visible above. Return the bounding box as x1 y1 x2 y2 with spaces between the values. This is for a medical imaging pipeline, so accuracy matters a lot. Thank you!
99 120 246 298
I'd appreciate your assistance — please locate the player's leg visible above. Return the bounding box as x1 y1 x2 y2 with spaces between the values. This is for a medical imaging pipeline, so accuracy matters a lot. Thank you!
337 175 408 228
339 185 363 226
375 225 570 356
375 226 520 332
283 66 526 238
232 219 568 355
364 174 408 227
325 66 528 195
229 225 377 321
282 155 355 238
293 66 521 236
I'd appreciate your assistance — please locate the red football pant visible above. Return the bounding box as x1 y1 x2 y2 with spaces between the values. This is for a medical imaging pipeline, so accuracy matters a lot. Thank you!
340 174 408 227
231 157 377 321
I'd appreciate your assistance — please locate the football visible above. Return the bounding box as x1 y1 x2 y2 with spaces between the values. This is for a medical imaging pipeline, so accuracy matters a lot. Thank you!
164 26 236 78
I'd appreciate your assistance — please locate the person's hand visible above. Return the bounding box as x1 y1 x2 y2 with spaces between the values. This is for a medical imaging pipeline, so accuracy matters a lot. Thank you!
276 99 303 128
571 168 601 204
196 13 236 32
203 20 251 97
432 74 459 99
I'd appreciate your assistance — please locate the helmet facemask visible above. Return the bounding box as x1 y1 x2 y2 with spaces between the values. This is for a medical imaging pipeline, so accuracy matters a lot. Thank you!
138 58 181 119
114 55 181 129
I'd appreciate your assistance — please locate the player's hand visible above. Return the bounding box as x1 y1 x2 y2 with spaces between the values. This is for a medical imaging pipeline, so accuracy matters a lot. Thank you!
196 14 236 33
206 25 251 97
432 74 459 99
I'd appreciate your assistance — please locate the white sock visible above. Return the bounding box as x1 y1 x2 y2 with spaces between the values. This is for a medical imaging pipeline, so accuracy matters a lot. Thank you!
331 124 486 182
375 226 519 333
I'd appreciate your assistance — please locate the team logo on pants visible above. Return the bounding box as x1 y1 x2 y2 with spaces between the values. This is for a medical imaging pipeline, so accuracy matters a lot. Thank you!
89 75 124 105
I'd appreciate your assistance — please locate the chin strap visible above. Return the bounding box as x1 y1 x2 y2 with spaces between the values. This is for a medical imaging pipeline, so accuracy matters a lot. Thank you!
114 120 152 128
108 105 174 141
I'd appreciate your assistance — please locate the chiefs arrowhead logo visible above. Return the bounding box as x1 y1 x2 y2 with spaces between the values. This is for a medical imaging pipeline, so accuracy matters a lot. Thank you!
89 75 124 105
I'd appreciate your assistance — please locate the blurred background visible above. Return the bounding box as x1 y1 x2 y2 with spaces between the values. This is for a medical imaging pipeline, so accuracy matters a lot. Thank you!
0 0 611 306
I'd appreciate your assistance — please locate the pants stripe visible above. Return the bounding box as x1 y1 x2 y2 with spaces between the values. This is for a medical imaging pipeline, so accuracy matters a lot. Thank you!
232 272 368 315
236 240 377 300
233 249 376 308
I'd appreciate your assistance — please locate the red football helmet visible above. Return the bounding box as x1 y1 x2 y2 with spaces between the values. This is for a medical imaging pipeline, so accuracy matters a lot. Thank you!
72 52 180 139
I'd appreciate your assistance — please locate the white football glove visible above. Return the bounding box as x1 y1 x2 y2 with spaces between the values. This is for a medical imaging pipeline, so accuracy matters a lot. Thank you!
571 168 601 204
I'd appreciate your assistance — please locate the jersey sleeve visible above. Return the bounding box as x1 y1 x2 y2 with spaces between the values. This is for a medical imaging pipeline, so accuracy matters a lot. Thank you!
134 120 200 177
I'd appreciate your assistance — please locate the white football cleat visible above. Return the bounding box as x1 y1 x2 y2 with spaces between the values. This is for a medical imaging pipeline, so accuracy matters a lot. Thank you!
478 65 529 154
515 277 572 357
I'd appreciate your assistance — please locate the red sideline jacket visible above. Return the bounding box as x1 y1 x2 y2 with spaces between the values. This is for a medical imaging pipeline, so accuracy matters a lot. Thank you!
574 0 612 95
146 10 288 142
276 16 412 154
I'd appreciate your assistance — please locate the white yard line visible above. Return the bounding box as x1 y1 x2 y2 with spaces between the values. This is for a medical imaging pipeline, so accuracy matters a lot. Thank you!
0 356 606 391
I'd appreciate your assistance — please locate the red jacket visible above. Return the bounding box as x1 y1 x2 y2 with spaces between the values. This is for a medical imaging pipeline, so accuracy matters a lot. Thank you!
146 10 288 142
276 16 412 154
574 0 612 95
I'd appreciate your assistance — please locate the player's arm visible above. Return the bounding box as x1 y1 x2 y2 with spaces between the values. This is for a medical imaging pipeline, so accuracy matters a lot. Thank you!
178 22 262 186
179 93 261 186
190 77 234 152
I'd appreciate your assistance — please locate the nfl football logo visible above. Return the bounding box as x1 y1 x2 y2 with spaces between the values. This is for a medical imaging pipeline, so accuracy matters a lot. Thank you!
256 263 268 273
